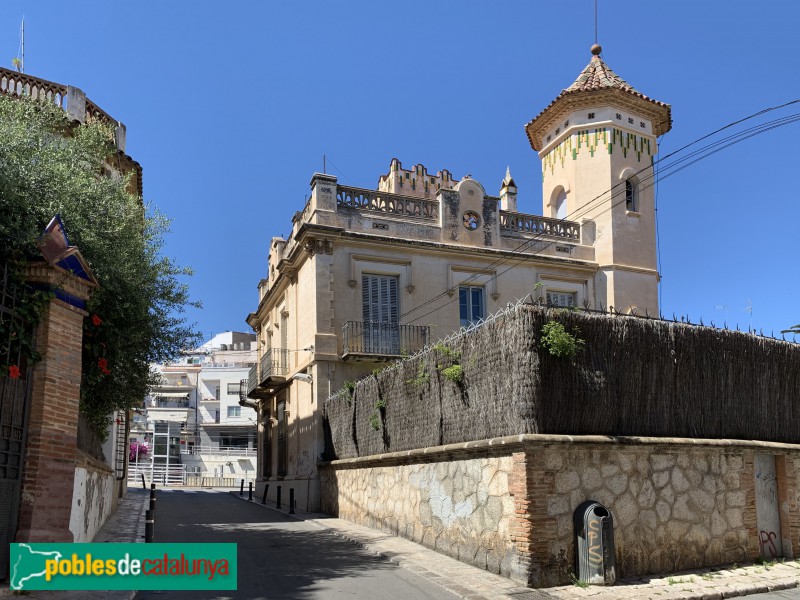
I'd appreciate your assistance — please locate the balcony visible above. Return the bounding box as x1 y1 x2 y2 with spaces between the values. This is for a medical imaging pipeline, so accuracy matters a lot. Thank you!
245 348 289 399
498 210 580 241
336 185 439 222
342 321 430 359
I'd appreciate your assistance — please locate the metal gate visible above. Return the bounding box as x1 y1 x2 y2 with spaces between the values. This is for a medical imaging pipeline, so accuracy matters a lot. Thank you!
0 261 34 579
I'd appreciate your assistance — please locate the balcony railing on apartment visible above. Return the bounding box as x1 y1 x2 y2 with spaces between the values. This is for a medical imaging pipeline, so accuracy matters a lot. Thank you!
245 348 290 398
498 211 580 241
336 186 439 222
342 321 430 358
181 446 256 457
260 348 289 385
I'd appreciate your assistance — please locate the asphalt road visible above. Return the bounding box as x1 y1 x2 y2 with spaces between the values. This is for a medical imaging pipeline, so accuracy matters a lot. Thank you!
133 488 458 600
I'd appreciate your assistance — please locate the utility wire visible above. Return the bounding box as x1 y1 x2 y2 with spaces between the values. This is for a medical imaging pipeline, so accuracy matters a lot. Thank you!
403 112 800 325
399 104 800 321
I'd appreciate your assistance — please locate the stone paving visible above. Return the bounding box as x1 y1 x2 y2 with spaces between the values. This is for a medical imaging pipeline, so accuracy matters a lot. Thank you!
0 487 148 599
3 486 799 599
233 493 800 600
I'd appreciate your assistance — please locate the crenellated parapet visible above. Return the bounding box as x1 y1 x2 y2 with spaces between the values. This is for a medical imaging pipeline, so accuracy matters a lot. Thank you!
378 158 457 199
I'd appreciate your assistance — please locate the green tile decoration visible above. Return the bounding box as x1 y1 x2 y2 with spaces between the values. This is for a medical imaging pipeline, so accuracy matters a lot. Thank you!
543 127 653 178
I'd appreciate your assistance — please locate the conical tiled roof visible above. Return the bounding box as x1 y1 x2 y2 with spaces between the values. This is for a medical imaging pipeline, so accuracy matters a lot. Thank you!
567 55 638 94
525 47 671 151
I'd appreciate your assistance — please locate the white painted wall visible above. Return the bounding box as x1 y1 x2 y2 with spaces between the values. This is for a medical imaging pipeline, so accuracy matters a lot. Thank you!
69 465 117 542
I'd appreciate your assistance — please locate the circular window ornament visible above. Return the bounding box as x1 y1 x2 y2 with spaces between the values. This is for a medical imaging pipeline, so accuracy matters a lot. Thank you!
462 211 480 231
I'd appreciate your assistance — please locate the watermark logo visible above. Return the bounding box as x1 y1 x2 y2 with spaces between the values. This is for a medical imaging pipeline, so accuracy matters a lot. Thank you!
10 543 237 591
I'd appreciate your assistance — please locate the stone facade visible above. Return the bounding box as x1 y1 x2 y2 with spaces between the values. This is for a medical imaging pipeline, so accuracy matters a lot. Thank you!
320 435 800 588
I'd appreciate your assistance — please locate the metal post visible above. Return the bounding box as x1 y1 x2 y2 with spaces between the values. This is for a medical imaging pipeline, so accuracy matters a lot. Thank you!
140 473 146 489
149 484 156 512
248 481 253 501
289 488 295 514
261 484 269 505
276 485 282 510
145 509 154 543
240 479 244 496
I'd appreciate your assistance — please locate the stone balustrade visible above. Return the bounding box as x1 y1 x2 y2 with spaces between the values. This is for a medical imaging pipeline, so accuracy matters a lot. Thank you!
499 210 580 241
336 185 439 221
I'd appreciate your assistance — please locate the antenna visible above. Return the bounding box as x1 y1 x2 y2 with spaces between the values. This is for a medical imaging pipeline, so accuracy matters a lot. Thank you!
594 0 598 45
745 298 753 330
323 154 327 174
12 17 24 73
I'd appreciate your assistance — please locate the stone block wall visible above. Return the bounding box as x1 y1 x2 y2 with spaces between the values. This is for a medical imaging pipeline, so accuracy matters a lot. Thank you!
320 435 800 588
321 452 521 578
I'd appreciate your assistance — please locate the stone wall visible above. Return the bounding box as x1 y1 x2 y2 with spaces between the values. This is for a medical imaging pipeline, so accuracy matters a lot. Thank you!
320 435 800 588
321 452 522 579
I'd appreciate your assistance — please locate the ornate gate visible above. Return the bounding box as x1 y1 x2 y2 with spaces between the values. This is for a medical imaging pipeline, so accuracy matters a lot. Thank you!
0 261 33 579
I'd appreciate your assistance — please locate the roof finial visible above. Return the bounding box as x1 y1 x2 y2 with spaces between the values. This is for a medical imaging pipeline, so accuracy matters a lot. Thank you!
505 165 511 180
591 0 601 57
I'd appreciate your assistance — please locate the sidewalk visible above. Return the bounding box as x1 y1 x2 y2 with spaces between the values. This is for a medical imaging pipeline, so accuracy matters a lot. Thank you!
231 492 800 600
0 487 149 599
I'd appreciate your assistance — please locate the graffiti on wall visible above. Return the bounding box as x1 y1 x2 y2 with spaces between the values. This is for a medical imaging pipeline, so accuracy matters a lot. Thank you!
754 454 782 559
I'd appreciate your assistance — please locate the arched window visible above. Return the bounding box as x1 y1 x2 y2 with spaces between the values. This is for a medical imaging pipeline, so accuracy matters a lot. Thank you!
625 178 638 212
555 188 567 219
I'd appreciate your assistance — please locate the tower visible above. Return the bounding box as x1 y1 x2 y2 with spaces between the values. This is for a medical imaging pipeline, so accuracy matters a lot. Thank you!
525 44 671 313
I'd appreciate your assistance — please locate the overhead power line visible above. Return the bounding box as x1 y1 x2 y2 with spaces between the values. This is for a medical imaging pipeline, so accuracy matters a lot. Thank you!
400 105 800 325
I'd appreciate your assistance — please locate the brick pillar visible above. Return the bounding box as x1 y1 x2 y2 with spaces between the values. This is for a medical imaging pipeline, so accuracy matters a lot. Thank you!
741 450 760 559
15 262 96 543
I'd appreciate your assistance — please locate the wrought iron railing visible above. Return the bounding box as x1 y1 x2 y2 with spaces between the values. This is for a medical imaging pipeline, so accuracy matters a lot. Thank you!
342 321 430 356
498 210 580 241
336 185 439 221
246 365 258 396
259 348 289 385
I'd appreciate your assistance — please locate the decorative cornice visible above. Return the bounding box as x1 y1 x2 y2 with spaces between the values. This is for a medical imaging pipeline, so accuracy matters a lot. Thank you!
527 87 671 151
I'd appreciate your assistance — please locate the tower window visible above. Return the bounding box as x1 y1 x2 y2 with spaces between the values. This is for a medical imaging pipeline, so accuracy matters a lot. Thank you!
555 188 567 220
588 112 595 119
625 179 638 212
628 117 634 124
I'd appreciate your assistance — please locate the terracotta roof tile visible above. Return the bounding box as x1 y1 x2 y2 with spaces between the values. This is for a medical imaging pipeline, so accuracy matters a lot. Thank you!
525 52 672 150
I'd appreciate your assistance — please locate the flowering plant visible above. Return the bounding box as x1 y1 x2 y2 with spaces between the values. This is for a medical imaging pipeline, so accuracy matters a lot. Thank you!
129 440 149 461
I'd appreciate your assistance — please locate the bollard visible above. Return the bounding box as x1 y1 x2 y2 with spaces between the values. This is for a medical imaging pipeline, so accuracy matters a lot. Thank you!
145 509 154 543
140 474 146 489
149 484 156 512
240 479 244 497
289 488 295 514
261 484 269 505
276 485 282 510
248 481 253 501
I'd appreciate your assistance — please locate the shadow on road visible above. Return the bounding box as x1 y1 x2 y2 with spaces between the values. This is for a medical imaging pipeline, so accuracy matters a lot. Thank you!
136 489 444 600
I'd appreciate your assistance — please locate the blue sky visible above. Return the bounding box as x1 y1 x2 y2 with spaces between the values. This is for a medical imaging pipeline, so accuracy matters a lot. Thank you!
3 1 798 341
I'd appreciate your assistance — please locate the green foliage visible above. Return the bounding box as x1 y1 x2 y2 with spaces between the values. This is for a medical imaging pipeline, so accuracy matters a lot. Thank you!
432 343 461 361
406 363 429 386
540 320 585 358
368 412 380 431
568 573 589 588
374 396 386 410
782 324 800 335
0 95 200 435
440 364 463 383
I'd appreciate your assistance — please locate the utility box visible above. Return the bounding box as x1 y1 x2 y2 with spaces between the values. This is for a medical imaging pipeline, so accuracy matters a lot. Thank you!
574 501 616 585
